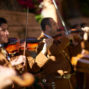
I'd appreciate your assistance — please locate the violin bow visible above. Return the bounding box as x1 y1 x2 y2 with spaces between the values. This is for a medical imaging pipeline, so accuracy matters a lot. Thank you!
52 0 69 35
23 7 29 56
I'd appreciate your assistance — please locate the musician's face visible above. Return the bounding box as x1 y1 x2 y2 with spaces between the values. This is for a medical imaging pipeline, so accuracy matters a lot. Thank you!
49 18 58 36
0 23 9 43
44 18 58 36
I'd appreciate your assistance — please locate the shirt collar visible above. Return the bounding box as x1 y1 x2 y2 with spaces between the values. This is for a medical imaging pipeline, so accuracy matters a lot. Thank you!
0 44 4 47
43 33 52 38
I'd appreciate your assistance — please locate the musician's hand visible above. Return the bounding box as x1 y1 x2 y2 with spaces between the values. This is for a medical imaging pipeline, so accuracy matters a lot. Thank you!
45 38 54 48
0 66 16 89
42 38 54 54
82 26 89 32
11 55 26 66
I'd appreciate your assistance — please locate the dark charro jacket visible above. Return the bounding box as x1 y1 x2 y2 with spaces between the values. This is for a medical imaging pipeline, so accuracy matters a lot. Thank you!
27 35 77 89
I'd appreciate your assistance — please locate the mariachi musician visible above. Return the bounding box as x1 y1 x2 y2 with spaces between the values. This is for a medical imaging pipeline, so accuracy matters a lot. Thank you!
29 17 77 89
0 17 35 89
0 17 28 74
71 26 89 89
67 26 83 58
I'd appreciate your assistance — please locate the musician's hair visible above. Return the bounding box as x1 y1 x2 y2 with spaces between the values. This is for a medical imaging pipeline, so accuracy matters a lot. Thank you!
0 17 7 26
41 17 52 31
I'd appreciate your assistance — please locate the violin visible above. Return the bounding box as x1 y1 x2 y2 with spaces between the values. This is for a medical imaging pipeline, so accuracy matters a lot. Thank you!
4 38 20 55
20 38 40 51
4 38 41 55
